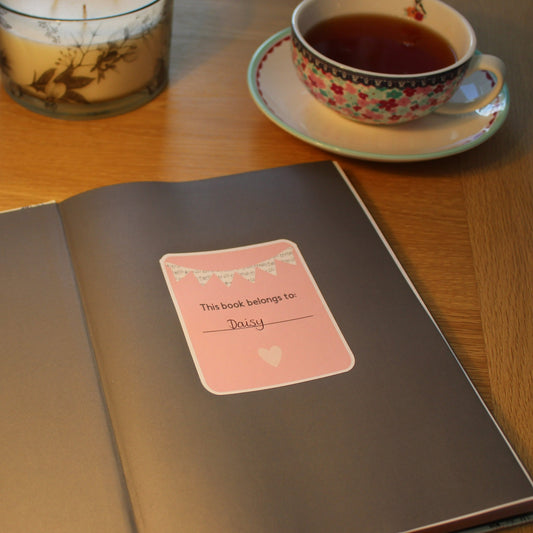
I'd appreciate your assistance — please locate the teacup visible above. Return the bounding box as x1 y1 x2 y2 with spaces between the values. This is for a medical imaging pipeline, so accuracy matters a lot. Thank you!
291 0 505 125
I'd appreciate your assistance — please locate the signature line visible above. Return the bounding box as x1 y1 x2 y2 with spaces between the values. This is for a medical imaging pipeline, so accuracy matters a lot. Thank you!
202 314 314 334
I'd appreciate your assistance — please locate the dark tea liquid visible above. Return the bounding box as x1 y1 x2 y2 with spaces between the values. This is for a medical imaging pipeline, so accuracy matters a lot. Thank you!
304 14 457 74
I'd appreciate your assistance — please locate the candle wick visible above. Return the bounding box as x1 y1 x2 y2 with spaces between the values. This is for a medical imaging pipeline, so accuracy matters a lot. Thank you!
83 4 87 19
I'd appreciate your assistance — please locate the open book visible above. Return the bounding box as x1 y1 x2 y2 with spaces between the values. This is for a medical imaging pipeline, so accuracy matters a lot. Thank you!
2 161 532 532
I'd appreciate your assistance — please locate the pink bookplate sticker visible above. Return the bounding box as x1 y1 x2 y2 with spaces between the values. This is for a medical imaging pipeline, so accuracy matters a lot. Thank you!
160 240 355 395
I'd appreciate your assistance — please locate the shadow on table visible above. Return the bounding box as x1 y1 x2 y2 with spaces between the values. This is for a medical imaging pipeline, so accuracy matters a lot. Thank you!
168 2 254 84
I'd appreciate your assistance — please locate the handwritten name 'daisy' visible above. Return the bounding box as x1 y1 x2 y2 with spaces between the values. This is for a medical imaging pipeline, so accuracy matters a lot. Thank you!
227 318 265 331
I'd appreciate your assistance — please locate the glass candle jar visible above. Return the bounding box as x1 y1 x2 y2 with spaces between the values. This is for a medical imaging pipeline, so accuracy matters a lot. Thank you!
0 0 173 119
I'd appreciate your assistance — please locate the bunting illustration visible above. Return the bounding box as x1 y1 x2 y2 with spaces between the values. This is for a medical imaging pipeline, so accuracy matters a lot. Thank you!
165 246 296 287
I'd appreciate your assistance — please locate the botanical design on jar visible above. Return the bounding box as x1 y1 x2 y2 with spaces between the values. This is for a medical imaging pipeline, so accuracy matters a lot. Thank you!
0 8 10 29
0 49 9 77
0 8 11 77
25 32 139 106
406 0 427 21
0 3 172 112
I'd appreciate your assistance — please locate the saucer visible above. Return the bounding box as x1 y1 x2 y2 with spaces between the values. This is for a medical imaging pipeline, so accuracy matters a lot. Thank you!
247 28 510 162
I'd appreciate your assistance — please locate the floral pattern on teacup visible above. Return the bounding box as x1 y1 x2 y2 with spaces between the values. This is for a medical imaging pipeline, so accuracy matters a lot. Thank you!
291 38 467 125
406 0 426 21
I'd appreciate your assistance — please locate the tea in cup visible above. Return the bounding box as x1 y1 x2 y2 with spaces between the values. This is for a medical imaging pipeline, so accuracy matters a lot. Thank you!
291 0 505 125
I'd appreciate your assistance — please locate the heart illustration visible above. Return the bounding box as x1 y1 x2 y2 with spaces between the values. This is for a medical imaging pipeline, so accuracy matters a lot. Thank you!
258 346 282 367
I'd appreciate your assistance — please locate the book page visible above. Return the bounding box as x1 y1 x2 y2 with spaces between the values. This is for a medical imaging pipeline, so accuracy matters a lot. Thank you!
0 204 135 533
57 162 533 533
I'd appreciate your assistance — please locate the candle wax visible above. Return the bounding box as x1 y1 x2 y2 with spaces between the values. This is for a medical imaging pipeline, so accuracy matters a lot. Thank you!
0 0 171 109
0 24 167 101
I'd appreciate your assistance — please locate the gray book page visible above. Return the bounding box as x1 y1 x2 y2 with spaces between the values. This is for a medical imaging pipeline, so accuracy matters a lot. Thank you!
0 204 135 533
57 161 533 533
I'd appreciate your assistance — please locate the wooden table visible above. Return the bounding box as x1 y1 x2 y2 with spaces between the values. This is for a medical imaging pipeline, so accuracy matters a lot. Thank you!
0 0 531 530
